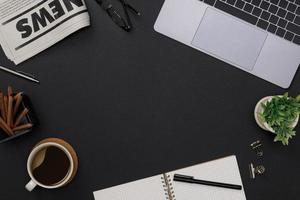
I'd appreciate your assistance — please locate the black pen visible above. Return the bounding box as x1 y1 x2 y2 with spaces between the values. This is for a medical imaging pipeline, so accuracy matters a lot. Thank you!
173 174 242 190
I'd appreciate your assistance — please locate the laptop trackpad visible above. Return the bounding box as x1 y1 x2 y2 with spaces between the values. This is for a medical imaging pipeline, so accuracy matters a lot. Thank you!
191 8 267 71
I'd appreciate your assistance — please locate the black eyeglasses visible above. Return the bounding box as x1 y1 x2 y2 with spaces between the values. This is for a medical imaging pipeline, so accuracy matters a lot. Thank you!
95 0 140 32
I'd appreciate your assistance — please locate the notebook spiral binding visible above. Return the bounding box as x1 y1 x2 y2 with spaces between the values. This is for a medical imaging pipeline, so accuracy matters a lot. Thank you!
161 173 176 200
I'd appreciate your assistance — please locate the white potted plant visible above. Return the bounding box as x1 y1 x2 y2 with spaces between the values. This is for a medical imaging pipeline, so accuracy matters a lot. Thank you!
254 93 300 145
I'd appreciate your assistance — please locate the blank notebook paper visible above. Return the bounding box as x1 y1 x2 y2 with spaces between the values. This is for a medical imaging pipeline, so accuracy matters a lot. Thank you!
93 155 247 200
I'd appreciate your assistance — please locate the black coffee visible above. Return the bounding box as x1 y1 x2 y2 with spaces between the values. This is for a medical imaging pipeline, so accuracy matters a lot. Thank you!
32 146 70 186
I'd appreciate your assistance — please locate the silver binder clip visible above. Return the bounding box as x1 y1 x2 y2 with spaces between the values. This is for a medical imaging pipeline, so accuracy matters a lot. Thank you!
250 140 263 157
249 163 265 179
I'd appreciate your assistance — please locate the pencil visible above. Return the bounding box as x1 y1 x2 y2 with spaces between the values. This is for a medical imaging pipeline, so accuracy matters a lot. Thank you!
3 95 7 122
13 94 18 101
13 93 22 117
0 122 10 135
7 86 13 97
7 96 13 128
0 117 13 136
13 123 33 132
0 92 5 120
14 108 29 127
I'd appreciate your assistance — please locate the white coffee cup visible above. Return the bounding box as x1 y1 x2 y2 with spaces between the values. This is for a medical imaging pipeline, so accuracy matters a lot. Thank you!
25 138 78 191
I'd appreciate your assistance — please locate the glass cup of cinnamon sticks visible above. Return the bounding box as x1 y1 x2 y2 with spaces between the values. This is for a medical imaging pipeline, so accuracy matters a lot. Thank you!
0 86 37 143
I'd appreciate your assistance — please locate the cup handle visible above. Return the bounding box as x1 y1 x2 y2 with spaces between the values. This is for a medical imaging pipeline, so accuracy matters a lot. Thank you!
25 180 37 192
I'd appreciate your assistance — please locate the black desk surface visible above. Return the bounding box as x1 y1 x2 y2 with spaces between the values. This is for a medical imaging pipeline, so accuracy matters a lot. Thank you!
0 0 299 199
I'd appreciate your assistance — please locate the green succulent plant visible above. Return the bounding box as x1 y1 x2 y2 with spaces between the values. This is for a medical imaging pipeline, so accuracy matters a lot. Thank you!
260 93 300 145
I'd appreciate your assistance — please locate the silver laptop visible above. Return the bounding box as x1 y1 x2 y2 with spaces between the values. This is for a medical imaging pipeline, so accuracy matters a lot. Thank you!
154 0 300 88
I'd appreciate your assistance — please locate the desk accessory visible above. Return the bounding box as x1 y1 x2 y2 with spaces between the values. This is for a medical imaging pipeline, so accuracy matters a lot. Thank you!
249 140 266 179
249 163 265 179
0 87 37 143
26 138 78 192
93 155 246 200
95 0 140 31
154 0 300 88
173 174 242 190
254 93 300 145
0 66 39 83
250 140 263 157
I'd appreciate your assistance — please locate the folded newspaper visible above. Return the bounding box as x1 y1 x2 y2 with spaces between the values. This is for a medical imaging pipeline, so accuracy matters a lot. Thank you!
0 0 90 64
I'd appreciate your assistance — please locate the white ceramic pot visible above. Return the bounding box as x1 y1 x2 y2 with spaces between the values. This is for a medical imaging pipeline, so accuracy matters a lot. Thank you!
254 96 299 133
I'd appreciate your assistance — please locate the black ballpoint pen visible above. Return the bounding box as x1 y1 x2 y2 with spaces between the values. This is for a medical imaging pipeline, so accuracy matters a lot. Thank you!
173 174 242 190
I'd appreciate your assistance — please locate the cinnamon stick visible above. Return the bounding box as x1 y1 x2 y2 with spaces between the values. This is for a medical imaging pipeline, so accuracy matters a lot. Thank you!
13 93 22 117
14 108 29 128
0 117 13 136
7 96 13 128
13 123 32 132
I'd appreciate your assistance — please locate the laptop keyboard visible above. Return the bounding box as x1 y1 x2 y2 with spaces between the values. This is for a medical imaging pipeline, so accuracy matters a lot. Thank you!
200 0 300 45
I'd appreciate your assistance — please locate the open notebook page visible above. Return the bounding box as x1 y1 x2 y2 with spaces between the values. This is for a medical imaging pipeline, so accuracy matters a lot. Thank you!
93 175 166 200
167 155 247 200
93 155 246 200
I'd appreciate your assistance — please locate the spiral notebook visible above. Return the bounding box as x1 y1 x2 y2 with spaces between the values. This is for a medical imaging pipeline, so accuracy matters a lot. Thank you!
93 155 247 200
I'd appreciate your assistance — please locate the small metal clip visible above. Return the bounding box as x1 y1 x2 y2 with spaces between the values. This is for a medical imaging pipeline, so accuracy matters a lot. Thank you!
250 140 263 157
249 163 265 179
